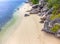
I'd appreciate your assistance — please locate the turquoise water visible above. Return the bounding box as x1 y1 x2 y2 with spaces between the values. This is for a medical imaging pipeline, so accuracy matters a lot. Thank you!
0 0 27 29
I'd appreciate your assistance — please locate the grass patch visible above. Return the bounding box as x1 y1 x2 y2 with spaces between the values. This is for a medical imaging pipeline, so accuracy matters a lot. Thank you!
31 0 39 4
50 14 60 32
50 14 60 20
51 24 60 32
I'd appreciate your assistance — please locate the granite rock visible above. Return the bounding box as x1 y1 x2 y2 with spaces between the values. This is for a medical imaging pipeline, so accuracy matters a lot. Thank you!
24 14 29 17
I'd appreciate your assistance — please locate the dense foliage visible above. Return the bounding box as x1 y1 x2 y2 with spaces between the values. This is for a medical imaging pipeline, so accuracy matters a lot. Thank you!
50 14 60 20
31 0 39 4
48 0 60 14
51 24 60 32
46 0 60 32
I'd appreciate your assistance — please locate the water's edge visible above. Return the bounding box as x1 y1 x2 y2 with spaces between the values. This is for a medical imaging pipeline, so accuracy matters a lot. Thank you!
0 3 26 44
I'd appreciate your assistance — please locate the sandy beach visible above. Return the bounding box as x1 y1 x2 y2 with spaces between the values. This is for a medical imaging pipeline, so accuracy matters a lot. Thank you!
1 3 60 44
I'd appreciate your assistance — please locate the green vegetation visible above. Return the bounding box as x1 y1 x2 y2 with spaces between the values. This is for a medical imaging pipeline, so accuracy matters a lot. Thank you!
31 0 39 4
51 24 60 32
45 0 60 32
50 14 60 20
46 0 60 20
47 0 60 9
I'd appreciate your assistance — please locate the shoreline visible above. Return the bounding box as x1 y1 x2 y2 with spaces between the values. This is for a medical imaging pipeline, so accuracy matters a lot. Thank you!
0 2 26 34
1 3 32 44
1 3 60 44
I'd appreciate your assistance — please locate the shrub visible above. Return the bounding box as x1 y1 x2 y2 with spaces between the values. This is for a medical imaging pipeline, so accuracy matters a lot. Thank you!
51 24 60 32
31 0 39 4
50 14 60 20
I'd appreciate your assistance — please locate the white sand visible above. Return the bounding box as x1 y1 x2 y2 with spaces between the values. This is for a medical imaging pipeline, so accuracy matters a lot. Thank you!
14 3 32 17
1 3 60 44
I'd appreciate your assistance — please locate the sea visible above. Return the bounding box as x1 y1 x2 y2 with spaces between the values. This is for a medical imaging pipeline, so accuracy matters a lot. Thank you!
0 0 28 43
0 0 27 29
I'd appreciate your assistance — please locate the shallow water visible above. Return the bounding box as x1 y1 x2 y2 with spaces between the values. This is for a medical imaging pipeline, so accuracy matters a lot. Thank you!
0 0 26 30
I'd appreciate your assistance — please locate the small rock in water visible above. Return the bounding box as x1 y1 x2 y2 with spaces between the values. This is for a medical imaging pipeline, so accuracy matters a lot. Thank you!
17 8 19 10
25 1 29 3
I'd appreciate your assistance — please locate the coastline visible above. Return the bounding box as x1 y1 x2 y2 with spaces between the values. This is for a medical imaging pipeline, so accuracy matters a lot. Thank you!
1 3 32 44
0 2 26 34
0 3 25 37
1 3 60 44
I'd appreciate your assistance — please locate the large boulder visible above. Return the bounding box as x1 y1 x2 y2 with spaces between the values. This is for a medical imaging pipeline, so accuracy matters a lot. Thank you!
42 20 55 34
42 20 49 30
50 18 60 26
32 4 39 9
41 7 54 16
43 18 60 38
30 7 40 14
54 18 60 23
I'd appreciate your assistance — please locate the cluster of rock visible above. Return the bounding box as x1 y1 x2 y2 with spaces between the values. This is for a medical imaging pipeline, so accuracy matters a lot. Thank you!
29 0 60 38
42 18 60 38
39 0 60 38
30 4 40 14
